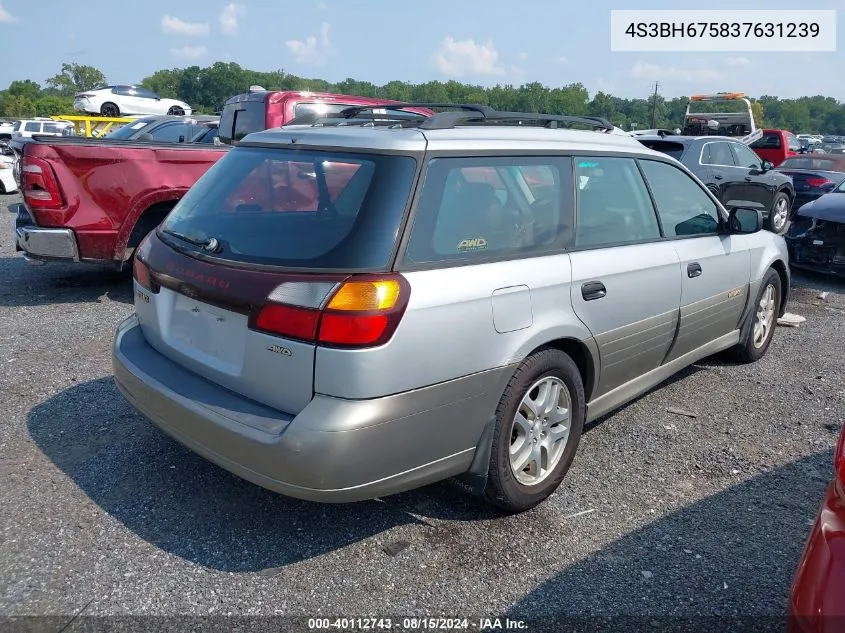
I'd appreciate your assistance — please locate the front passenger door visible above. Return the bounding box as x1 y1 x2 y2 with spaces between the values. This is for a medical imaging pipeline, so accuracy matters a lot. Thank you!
638 159 751 362
569 156 682 398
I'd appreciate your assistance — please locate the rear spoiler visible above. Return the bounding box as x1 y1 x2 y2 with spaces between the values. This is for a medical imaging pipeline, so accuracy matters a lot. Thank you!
740 129 763 145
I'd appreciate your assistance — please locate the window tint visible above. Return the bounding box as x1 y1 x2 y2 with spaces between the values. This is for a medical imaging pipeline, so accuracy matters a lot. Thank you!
639 160 721 237
148 122 190 142
159 148 417 270
731 142 763 168
701 142 736 166
219 101 266 144
112 86 133 96
574 157 661 247
135 87 159 99
42 123 60 134
637 140 685 160
24 122 40 132
750 133 781 149
404 157 573 264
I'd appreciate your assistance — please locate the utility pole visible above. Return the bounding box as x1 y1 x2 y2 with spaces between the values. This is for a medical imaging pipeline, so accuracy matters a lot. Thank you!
650 81 659 128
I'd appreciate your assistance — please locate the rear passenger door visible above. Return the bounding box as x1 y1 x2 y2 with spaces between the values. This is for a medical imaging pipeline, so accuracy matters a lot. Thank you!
699 140 743 205
569 156 682 398
638 159 751 362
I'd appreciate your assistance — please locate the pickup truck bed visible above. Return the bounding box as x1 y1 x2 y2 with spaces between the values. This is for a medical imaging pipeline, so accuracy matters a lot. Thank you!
12 135 228 267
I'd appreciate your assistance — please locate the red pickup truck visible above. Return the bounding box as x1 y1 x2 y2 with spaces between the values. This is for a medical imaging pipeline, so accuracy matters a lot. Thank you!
13 90 426 269
749 129 803 167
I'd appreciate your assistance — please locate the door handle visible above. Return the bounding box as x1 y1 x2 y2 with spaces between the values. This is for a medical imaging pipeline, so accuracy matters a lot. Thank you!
745 176 752 181
687 262 702 278
581 281 607 301
714 175 723 180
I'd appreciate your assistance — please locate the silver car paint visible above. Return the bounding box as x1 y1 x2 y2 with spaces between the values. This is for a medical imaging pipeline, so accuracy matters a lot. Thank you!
114 124 791 501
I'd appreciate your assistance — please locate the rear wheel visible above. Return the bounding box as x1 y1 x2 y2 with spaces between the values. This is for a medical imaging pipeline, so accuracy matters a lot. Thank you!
167 106 185 116
729 268 781 363
483 348 585 513
766 192 790 234
100 102 120 117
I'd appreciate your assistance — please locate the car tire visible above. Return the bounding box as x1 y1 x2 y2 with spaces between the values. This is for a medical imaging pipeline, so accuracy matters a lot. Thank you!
100 102 120 117
167 106 185 116
728 268 782 363
483 348 585 513
766 192 790 235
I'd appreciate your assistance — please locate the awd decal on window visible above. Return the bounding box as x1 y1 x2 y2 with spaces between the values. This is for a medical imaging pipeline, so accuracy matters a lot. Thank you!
457 238 488 251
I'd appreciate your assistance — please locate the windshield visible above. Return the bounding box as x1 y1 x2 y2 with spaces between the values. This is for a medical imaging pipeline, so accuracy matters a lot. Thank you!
108 118 157 140
158 147 417 270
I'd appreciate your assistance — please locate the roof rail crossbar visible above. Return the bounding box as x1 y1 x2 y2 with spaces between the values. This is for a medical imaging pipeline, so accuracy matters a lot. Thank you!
336 102 493 119
419 110 615 131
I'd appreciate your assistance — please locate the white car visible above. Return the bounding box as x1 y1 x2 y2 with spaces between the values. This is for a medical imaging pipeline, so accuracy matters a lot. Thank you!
10 119 75 139
0 145 18 194
74 85 193 117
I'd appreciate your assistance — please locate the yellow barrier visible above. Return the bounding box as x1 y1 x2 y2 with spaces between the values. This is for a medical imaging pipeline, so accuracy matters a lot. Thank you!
52 114 140 138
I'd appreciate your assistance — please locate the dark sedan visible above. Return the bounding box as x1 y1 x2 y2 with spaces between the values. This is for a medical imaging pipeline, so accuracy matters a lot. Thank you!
785 183 845 277
637 135 795 234
104 114 219 143
776 154 845 211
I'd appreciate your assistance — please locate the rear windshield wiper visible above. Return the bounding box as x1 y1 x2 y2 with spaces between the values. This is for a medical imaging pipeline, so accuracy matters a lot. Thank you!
160 228 218 251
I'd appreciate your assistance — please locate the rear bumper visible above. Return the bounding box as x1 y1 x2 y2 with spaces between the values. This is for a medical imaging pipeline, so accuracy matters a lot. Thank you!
788 481 845 631
14 205 80 261
112 315 511 502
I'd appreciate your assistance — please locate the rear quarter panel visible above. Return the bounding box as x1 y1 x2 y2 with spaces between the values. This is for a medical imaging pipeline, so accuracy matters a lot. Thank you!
314 254 596 400
24 140 227 260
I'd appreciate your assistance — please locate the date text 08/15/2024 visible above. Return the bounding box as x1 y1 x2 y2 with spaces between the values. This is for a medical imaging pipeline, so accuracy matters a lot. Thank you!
307 617 528 630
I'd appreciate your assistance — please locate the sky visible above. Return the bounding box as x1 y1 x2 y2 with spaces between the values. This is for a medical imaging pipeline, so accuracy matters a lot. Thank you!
0 0 842 101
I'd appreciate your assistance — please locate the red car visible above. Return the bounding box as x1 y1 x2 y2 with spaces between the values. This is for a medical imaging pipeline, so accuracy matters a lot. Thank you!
789 424 845 633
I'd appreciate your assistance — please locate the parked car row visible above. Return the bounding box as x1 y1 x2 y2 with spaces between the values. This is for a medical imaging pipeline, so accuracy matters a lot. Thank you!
6 100 843 627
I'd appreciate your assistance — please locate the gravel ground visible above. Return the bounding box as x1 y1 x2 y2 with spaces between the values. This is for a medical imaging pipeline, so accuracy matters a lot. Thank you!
1 192 843 629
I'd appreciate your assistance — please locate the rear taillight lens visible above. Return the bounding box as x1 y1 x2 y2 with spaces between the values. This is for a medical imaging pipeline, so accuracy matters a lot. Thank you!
21 157 63 209
835 425 845 488
806 177 833 188
253 274 410 349
133 257 153 291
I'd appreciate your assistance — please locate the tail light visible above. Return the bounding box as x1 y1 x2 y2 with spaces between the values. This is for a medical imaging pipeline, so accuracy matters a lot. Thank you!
835 425 845 489
253 274 410 349
75 94 94 99
21 157 64 210
806 177 833 188
132 233 159 293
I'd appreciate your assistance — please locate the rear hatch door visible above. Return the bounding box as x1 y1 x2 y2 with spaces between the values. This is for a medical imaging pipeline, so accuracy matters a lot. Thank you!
134 143 418 415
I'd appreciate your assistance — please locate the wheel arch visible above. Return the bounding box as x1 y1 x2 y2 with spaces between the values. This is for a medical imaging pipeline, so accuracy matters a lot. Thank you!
114 197 182 263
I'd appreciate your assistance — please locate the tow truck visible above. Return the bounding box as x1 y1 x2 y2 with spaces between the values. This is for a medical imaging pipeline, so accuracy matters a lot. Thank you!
682 92 762 145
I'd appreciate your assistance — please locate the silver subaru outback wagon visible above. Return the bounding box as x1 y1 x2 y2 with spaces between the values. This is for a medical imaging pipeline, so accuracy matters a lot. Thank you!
112 106 790 512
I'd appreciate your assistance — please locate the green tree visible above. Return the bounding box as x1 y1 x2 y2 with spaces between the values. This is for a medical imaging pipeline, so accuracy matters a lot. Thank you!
7 79 41 100
3 95 36 117
35 95 74 117
46 63 106 95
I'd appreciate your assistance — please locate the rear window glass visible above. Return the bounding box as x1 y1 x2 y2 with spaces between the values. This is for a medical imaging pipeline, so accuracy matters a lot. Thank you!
779 157 843 171
158 147 417 270
218 101 266 144
637 140 686 160
404 157 574 265
750 133 782 149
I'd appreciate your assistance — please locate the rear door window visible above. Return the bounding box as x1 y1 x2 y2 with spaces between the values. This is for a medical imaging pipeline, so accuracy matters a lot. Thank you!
701 142 736 166
158 147 417 270
403 157 574 265
574 157 661 247
147 122 191 142
24 122 40 133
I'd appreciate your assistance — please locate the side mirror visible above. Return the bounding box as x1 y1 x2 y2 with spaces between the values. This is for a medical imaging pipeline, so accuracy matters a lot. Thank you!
728 207 762 234
761 160 774 171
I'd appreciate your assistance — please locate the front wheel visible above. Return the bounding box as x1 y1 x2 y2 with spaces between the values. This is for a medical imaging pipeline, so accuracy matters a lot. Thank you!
766 192 790 235
483 348 585 513
728 268 782 363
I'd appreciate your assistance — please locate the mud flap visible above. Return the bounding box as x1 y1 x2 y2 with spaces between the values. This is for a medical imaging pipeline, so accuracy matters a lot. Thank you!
451 417 496 496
